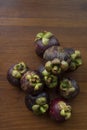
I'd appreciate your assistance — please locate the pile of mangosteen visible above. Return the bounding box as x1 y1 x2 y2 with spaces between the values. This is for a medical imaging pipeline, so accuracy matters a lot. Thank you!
7 31 82 122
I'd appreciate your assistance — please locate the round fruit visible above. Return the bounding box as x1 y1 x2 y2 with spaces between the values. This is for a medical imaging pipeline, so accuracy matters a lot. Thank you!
25 92 49 115
59 78 80 99
20 70 44 94
7 62 29 87
49 98 72 122
35 31 60 58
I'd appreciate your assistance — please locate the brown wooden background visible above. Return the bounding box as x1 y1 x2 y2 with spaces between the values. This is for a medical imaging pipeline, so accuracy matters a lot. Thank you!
0 0 87 130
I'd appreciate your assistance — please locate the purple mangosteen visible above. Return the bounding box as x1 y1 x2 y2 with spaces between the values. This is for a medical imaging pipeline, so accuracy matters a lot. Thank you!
49 98 72 122
43 46 71 75
7 62 29 87
35 31 60 58
64 48 82 71
59 78 80 99
25 92 49 115
20 70 44 94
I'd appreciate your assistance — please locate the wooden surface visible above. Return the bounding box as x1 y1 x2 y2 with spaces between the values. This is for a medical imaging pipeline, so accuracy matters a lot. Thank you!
0 0 87 130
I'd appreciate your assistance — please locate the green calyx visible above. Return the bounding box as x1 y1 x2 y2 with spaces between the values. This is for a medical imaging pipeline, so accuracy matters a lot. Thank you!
44 74 58 88
52 66 61 74
14 62 26 71
60 109 71 120
32 96 49 115
32 104 49 115
12 62 27 78
14 62 26 73
71 50 82 69
32 105 40 112
34 83 42 90
71 50 81 60
60 79 75 97
61 61 69 71
69 62 77 70
12 70 21 78
35 31 53 45
45 61 52 72
26 73 42 91
45 59 62 75
51 58 60 65
58 101 72 120
70 58 82 70
75 58 82 66
42 69 50 76
36 97 47 105
40 104 48 113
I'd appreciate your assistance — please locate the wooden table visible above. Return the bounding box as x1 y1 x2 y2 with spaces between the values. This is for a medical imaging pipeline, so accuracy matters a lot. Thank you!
0 0 87 130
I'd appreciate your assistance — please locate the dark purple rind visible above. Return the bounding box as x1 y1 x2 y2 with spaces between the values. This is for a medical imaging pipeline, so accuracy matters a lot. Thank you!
25 94 36 111
68 78 80 99
37 66 46 85
20 71 44 95
43 46 71 63
64 48 74 55
35 36 60 58
38 65 45 74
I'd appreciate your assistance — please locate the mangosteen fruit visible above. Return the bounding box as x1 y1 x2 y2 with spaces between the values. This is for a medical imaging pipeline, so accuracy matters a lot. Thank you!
35 31 60 58
7 62 29 87
49 98 72 122
59 78 80 99
20 71 44 94
25 92 49 115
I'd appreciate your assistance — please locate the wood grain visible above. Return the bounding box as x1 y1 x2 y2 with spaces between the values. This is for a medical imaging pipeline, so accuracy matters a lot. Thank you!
0 0 87 130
